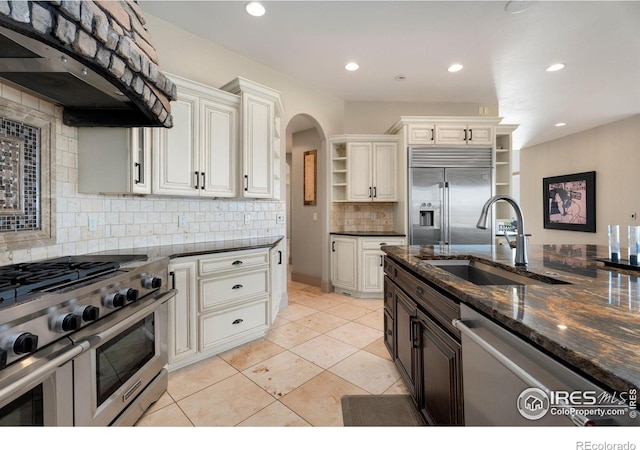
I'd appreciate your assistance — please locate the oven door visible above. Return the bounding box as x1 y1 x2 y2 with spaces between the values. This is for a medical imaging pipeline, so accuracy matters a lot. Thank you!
0 339 89 426
71 289 175 426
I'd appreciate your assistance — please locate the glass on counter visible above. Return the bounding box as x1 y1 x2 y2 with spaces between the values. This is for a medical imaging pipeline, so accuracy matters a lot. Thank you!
629 225 640 265
608 224 620 263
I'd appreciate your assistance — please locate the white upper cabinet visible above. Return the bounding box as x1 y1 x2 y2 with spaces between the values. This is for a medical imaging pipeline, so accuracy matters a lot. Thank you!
153 74 240 197
435 123 494 146
388 117 501 148
331 135 399 203
78 127 152 195
221 78 284 200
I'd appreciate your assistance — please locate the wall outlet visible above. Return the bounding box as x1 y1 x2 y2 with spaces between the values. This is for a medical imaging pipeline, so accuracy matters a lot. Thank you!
178 215 186 228
88 216 97 231
276 213 285 224
370 213 377 221
244 213 251 225
312 212 318 221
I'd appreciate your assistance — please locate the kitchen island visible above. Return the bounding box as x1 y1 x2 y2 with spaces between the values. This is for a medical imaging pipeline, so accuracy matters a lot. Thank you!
383 243 640 425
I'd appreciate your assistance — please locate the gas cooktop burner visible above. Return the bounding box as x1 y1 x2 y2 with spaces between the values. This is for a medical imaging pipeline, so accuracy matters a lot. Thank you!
0 260 122 303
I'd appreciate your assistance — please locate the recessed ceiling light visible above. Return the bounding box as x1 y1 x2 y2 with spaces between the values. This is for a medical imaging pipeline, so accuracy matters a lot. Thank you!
448 64 463 73
345 62 359 71
546 63 565 72
555 122 566 127
245 2 265 17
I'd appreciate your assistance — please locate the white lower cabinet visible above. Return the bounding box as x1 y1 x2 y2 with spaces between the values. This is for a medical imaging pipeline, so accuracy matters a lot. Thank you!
167 246 282 371
330 235 405 298
167 260 198 365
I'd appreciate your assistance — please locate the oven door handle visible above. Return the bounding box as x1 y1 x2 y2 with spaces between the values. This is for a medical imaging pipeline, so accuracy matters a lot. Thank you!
0 341 90 401
84 290 177 345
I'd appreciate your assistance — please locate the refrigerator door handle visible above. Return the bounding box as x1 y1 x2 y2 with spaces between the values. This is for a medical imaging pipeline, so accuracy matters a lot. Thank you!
439 181 446 245
444 181 451 244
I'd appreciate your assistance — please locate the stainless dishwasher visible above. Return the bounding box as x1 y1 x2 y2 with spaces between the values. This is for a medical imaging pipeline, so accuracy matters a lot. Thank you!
454 304 638 426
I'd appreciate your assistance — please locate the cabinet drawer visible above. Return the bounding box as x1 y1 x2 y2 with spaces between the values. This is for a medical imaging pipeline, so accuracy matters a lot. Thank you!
200 268 268 310
361 238 405 250
200 300 268 350
395 267 460 337
199 249 269 276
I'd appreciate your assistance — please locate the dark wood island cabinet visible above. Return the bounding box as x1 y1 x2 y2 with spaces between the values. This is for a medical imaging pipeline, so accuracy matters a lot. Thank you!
384 256 464 425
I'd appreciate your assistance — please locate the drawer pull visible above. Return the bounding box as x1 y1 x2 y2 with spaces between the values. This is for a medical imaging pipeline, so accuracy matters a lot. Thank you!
232 284 243 290
232 319 244 325
416 286 424 297
232 260 243 266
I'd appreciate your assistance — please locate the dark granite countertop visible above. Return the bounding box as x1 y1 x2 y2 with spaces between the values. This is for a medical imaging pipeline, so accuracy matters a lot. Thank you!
382 243 640 395
87 236 284 260
330 231 406 237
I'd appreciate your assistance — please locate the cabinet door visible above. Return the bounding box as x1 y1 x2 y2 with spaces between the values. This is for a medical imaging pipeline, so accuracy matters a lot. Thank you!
168 260 198 366
129 128 152 194
467 125 494 146
417 310 463 425
347 142 373 201
407 124 435 145
434 124 467 146
383 278 395 356
331 237 358 291
241 92 274 198
361 249 384 293
153 90 199 195
394 289 417 398
372 142 397 201
200 97 238 197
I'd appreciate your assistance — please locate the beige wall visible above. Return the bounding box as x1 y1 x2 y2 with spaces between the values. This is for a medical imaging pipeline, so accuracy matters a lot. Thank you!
290 128 324 284
521 114 640 246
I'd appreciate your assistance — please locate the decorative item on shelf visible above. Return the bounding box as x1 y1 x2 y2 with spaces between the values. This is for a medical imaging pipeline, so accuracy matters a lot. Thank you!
543 171 596 233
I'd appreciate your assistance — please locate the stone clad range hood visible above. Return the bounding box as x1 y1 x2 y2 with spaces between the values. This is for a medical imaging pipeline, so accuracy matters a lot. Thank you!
0 1 176 127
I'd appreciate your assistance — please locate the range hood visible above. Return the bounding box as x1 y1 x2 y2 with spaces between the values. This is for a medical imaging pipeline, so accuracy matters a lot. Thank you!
0 1 175 128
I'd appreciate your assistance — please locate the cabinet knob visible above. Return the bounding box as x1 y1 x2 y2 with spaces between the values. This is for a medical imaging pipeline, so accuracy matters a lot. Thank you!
386 330 393 336
416 286 424 297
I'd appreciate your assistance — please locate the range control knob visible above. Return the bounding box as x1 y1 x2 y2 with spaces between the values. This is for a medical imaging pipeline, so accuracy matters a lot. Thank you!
104 292 126 308
12 333 39 355
143 277 162 289
121 288 139 302
52 314 82 332
81 306 100 322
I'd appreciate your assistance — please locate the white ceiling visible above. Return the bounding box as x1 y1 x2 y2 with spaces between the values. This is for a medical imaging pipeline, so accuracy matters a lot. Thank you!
140 0 640 149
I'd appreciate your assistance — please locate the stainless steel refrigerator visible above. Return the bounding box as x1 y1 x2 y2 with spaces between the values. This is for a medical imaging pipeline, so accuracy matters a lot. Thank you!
409 148 493 246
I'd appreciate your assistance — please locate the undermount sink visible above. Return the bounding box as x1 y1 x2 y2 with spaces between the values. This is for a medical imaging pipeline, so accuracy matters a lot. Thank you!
423 259 571 286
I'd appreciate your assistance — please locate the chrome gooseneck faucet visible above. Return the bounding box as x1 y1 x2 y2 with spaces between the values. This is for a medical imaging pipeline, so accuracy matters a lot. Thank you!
476 195 528 267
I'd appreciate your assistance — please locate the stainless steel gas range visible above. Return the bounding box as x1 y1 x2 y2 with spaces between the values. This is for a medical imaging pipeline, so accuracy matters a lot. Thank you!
0 254 177 426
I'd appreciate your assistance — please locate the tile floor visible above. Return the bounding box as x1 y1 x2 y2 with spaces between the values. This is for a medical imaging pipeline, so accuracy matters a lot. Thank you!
135 279 409 427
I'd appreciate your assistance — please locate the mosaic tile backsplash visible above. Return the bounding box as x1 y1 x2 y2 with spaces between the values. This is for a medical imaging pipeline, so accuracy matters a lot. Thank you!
331 202 395 232
0 116 39 231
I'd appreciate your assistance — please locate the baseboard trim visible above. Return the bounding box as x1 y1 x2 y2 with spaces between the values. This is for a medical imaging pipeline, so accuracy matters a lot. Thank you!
290 271 321 288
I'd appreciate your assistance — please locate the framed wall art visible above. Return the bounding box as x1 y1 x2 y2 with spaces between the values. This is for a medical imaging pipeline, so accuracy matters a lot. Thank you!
303 149 317 206
543 171 596 232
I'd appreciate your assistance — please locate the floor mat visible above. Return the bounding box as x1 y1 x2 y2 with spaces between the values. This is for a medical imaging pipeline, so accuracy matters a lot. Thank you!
341 395 426 426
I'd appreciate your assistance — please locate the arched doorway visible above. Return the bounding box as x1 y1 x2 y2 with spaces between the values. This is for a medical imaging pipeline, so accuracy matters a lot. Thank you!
285 114 330 291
